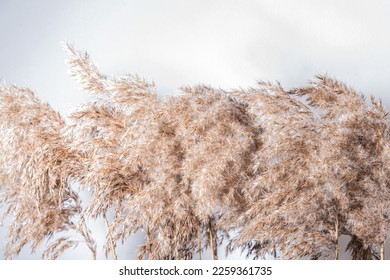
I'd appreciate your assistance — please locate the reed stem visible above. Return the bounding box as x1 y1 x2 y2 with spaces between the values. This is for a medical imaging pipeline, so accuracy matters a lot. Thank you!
198 227 202 260
380 242 385 260
103 212 117 260
209 219 216 260
335 214 339 260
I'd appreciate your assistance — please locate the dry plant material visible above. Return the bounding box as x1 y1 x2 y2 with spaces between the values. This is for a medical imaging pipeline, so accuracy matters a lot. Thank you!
0 85 96 259
1 45 389 260
230 77 390 259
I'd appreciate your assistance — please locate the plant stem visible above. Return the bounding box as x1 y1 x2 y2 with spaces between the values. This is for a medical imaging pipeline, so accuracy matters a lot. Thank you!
198 226 202 260
380 242 385 260
335 214 339 260
209 219 216 260
103 212 117 260
146 225 152 258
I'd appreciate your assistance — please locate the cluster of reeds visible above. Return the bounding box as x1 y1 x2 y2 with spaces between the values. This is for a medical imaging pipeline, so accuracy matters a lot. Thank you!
1 45 389 259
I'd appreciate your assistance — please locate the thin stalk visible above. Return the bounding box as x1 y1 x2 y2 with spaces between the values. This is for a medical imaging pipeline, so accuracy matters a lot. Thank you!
198 226 202 260
103 212 117 260
73 217 97 260
146 225 151 240
380 242 385 260
335 214 339 260
209 219 215 260
146 225 152 258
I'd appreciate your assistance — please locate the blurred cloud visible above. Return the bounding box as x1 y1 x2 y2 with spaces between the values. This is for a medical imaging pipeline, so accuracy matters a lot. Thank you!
1 0 390 259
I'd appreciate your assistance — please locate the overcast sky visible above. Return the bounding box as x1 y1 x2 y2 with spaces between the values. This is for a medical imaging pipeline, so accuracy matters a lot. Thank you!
1 0 390 259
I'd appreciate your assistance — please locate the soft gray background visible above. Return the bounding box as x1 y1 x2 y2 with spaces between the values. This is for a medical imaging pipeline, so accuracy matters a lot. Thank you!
0 0 389 259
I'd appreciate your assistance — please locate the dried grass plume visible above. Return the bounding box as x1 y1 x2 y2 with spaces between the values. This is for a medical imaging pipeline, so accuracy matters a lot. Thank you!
1 44 389 260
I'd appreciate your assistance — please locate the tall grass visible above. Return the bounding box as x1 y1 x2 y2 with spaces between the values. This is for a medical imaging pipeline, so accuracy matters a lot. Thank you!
1 45 389 259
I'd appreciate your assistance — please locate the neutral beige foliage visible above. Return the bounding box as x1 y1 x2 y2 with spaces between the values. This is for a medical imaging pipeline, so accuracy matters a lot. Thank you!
1 45 389 259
